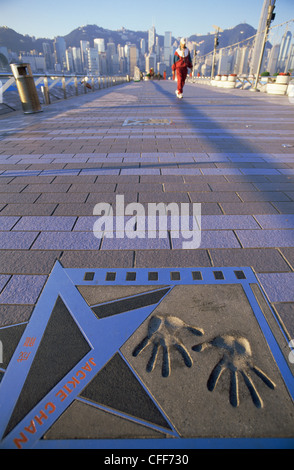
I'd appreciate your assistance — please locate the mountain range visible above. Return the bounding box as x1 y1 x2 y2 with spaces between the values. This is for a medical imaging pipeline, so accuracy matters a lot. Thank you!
0 23 257 55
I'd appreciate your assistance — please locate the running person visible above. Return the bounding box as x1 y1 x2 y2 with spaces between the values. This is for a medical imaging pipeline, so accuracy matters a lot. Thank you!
172 38 193 99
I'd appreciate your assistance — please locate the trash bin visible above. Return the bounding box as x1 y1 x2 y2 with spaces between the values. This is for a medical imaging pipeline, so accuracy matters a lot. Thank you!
10 63 42 114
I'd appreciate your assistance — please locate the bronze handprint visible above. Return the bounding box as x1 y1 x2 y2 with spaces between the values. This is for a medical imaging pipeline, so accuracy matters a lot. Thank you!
133 315 204 377
192 334 276 408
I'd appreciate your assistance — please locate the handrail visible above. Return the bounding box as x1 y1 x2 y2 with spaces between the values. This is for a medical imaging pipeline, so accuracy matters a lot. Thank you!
0 73 129 108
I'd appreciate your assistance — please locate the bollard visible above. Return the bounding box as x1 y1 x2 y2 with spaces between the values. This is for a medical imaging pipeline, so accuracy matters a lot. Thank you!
10 63 42 114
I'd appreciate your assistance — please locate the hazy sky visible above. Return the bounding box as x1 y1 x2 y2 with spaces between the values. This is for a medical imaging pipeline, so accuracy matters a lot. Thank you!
0 0 293 39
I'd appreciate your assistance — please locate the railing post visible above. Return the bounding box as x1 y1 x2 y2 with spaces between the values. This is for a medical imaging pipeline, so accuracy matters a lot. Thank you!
62 75 66 99
74 76 78 96
43 75 50 104
91 76 95 91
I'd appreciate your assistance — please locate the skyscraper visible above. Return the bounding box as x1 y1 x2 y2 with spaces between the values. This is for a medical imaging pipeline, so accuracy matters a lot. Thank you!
148 26 156 53
80 40 90 71
53 37 67 71
164 32 172 68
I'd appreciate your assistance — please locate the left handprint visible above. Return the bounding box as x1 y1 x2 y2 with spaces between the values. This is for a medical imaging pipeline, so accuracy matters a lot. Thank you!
132 315 204 377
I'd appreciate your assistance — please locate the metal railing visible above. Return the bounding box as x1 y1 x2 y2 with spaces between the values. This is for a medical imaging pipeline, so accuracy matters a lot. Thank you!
0 72 129 111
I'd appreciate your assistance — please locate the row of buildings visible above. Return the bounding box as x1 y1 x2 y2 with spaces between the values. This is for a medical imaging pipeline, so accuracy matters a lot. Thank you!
0 26 178 77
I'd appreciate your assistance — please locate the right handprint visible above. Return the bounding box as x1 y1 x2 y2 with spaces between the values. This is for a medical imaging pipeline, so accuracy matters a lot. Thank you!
192 335 276 408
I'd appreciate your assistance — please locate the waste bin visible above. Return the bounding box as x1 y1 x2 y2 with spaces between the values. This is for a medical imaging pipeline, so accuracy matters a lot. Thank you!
10 63 42 114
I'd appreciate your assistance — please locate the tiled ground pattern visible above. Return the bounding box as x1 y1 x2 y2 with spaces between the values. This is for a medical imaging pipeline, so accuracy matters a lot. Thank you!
0 80 293 338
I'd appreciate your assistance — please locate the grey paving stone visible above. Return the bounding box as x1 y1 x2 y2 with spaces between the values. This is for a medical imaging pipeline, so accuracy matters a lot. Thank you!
0 216 20 231
31 231 101 250
272 202 294 214
257 273 294 302
208 248 291 272
273 302 294 339
0 231 39 249
0 304 34 327
220 202 279 215
0 203 57 216
189 192 241 202
236 229 294 248
237 191 291 202
60 249 134 268
23 183 71 193
254 214 294 229
201 215 260 230
12 216 77 231
0 274 47 304
0 250 62 274
135 248 211 267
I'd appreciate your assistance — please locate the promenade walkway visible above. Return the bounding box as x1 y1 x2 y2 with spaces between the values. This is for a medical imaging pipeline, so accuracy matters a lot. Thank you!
0 80 293 449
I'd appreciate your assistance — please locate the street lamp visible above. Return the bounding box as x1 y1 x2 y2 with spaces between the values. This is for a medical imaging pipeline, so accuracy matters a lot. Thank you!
211 25 223 80
251 0 276 91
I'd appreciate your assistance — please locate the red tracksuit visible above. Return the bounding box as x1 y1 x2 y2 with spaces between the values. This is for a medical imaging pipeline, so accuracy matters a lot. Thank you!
172 47 193 94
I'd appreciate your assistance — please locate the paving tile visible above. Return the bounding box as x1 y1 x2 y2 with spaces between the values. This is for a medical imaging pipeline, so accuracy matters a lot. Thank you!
237 191 291 202
31 231 101 250
279 247 294 270
23 183 71 193
171 230 240 249
0 250 62 274
138 192 190 203
220 202 279 215
0 203 57 216
271 202 294 214
236 229 294 248
0 305 34 326
0 216 20 230
257 273 294 302
254 214 294 229
0 274 47 305
209 182 258 192
0 275 10 293
52 203 97 216
253 182 294 192
101 235 171 250
0 231 38 249
36 192 89 203
189 192 240 202
12 216 77 231
273 302 294 339
201 215 260 230
135 248 211 267
209 247 291 272
164 182 211 192
60 250 134 268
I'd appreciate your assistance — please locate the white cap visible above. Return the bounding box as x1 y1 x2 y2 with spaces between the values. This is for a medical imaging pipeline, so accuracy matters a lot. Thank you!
180 37 186 45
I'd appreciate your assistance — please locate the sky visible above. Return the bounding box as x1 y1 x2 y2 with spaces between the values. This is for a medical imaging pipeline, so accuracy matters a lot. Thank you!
0 0 293 39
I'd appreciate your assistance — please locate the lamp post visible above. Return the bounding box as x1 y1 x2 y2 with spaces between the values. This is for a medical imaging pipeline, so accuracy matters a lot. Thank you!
211 25 223 80
251 0 276 91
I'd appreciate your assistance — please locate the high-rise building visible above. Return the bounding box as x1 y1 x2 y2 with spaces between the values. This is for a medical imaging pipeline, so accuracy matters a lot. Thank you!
148 26 156 53
94 38 105 53
65 48 74 72
128 44 137 77
72 47 83 73
53 36 67 71
164 32 172 68
80 40 90 71
42 42 54 71
87 48 100 75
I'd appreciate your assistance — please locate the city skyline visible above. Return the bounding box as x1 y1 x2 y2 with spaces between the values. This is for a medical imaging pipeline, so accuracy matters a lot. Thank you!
1 0 293 40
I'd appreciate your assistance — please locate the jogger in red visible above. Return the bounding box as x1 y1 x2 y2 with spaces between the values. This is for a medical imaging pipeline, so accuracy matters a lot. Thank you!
172 38 193 99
